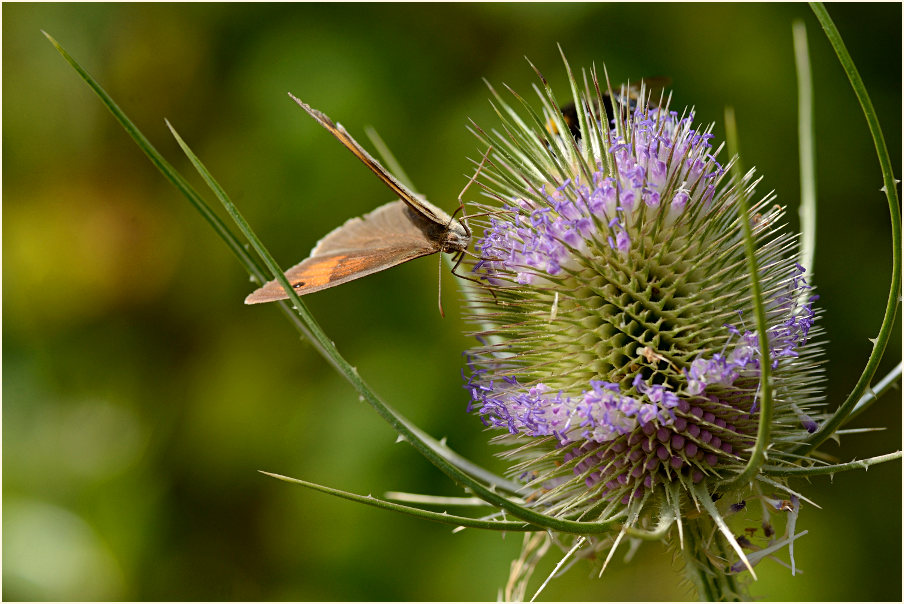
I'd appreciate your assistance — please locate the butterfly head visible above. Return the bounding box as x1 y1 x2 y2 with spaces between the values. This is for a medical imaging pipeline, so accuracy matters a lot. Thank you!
443 218 471 254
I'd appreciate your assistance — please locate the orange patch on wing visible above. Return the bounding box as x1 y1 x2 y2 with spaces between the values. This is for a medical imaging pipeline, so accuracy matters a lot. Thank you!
294 254 371 288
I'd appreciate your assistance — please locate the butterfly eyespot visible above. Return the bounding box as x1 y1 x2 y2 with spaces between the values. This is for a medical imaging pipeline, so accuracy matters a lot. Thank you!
294 282 305 288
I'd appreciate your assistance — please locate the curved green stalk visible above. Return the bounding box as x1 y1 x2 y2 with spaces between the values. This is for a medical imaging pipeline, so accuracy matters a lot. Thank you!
723 106 743 180
718 177 774 492
761 451 902 477
800 3 902 454
384 492 493 506
259 472 542 531
845 362 902 423
721 108 774 493
402 419 526 495
793 19 817 276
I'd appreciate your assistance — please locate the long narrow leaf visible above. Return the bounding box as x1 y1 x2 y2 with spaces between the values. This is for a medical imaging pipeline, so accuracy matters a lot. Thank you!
259 472 541 531
718 176 774 491
723 106 743 180
793 20 817 276
845 362 902 422
761 451 902 477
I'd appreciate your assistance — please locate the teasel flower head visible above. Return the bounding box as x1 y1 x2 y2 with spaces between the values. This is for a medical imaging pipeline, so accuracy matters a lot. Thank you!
462 58 825 594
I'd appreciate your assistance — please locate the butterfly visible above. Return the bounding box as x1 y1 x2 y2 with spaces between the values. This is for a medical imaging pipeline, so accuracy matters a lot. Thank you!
245 94 471 309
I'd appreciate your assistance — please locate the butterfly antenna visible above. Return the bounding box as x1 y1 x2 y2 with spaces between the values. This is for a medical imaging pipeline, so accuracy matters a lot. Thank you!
452 145 494 234
436 145 495 317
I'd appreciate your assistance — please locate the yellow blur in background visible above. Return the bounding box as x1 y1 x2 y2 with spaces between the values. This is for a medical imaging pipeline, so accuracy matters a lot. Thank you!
3 3 901 601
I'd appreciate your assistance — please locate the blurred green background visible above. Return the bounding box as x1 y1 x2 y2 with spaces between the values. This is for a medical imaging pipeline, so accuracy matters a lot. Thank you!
4 3 900 601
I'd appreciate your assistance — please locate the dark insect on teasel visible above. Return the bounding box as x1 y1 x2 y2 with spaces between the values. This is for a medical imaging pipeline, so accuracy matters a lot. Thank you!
546 76 672 140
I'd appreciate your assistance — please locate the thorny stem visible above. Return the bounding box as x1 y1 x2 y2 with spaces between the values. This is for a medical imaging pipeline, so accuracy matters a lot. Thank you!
801 3 902 454
682 516 746 602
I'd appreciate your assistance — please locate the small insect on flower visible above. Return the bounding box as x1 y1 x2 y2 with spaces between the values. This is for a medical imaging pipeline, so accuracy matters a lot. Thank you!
461 55 825 591
545 76 671 140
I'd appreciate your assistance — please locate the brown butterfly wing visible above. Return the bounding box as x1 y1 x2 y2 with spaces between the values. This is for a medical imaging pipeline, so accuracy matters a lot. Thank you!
288 94 452 227
244 200 442 304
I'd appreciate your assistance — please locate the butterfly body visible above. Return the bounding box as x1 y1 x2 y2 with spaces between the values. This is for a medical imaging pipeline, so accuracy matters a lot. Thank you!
245 96 469 305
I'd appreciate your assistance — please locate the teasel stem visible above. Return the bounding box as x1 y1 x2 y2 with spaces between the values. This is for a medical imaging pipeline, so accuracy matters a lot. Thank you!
801 2 901 454
681 515 745 601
